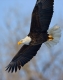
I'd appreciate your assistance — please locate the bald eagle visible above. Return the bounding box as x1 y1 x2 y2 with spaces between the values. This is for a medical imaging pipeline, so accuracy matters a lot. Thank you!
6 0 61 72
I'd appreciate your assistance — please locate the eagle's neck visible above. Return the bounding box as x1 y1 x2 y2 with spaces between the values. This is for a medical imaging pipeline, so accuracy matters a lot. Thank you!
22 36 31 45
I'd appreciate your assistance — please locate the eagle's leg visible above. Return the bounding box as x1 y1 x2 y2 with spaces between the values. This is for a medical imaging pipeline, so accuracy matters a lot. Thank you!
48 34 53 41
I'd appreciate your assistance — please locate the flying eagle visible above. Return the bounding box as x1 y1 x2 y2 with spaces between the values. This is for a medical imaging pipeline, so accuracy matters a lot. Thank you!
6 0 61 72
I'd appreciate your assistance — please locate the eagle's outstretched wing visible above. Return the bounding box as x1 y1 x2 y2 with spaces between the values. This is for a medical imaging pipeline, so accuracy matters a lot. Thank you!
30 0 54 33
6 0 54 72
6 44 42 72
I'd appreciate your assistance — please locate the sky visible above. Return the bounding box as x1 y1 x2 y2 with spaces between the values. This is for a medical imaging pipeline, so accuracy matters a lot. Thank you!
0 0 63 51
0 0 63 41
0 0 63 80
0 0 63 65
0 0 63 28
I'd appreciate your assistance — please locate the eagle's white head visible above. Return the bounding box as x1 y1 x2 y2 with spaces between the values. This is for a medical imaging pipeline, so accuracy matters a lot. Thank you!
18 36 31 45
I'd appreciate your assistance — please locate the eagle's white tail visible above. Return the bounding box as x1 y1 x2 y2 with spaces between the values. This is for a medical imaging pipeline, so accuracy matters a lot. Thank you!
45 25 61 48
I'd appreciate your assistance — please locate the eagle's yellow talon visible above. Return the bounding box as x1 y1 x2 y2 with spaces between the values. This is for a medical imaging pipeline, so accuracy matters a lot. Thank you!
48 35 53 41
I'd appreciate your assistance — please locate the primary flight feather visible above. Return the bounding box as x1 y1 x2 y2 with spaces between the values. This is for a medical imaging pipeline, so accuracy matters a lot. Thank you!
6 0 61 72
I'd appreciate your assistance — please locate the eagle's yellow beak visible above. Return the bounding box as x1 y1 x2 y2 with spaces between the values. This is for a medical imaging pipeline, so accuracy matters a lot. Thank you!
18 41 23 45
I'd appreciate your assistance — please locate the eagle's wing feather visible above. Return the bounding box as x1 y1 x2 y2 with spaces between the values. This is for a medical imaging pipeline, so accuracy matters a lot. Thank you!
6 44 42 72
30 0 54 33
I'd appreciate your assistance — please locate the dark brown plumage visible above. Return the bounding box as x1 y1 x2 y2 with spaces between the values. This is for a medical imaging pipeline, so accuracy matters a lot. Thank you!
6 0 54 72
